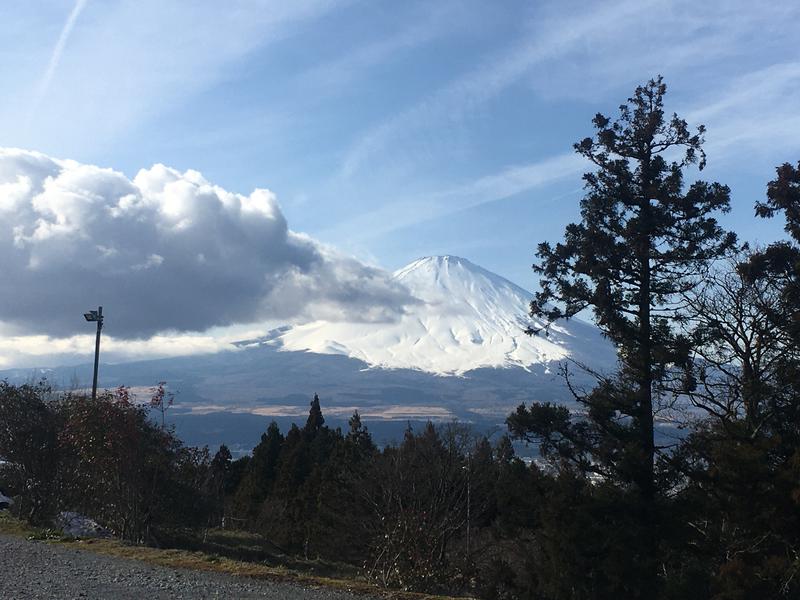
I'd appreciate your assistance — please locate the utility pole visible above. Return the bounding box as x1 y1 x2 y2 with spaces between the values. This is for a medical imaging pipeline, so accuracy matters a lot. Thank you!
83 306 104 400
466 455 471 561
464 452 471 564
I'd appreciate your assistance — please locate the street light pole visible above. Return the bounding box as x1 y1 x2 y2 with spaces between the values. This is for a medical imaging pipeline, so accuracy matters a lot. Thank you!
83 306 104 400
466 452 471 563
463 453 471 565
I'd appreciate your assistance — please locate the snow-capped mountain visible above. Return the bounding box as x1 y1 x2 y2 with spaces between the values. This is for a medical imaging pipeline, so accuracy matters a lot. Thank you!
258 256 614 375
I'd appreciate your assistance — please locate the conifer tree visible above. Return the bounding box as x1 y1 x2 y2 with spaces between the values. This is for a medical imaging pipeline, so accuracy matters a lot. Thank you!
231 421 283 523
210 444 232 524
305 393 325 435
756 160 800 241
509 77 736 595
345 410 376 461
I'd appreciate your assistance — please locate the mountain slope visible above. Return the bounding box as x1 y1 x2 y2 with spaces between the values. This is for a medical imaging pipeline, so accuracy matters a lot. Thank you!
271 256 614 375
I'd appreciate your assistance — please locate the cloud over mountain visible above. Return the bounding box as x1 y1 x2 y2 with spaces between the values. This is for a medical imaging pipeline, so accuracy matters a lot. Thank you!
0 148 412 338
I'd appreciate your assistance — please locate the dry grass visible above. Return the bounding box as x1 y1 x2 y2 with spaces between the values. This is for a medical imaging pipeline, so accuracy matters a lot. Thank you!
0 512 467 600
0 511 33 536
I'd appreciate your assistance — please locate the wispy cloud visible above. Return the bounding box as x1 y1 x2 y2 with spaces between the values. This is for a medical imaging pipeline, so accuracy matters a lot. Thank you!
30 0 89 120
326 152 584 243
297 4 455 94
329 54 800 244
326 0 800 253
8 0 353 156
686 61 800 161
337 0 800 183
338 0 655 179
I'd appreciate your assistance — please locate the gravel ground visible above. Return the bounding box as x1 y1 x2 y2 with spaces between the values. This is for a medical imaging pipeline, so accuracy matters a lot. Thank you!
0 534 376 599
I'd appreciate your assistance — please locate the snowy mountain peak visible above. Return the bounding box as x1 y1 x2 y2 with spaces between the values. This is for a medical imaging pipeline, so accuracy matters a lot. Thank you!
397 255 508 284
397 254 474 271
273 256 614 375
395 255 502 283
394 255 534 311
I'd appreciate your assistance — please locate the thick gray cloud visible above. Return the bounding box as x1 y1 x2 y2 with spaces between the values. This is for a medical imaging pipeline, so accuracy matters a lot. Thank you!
0 149 412 338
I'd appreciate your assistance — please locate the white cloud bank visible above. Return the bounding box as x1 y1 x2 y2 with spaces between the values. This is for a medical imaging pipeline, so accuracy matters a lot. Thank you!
0 148 413 343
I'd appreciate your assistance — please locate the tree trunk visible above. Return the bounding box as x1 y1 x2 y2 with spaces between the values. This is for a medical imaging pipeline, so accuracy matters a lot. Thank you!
637 174 657 597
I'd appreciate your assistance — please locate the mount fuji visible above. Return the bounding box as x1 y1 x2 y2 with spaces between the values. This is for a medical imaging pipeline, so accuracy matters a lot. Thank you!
243 255 615 375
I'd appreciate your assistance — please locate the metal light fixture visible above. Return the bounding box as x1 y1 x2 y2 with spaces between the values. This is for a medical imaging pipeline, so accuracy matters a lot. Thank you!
83 306 104 400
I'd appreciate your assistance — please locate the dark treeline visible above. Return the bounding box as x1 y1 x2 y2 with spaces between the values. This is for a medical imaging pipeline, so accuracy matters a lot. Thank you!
0 384 540 595
2 78 800 599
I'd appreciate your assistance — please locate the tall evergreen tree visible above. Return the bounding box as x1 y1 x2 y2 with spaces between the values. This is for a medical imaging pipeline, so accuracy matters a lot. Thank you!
509 77 736 595
305 393 325 435
344 410 376 462
209 444 232 525
231 421 283 523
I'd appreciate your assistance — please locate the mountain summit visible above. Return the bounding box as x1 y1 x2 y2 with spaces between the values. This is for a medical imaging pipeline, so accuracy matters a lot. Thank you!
273 256 614 375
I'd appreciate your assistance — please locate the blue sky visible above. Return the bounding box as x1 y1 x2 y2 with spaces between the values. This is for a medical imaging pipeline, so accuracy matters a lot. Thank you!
0 0 799 366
